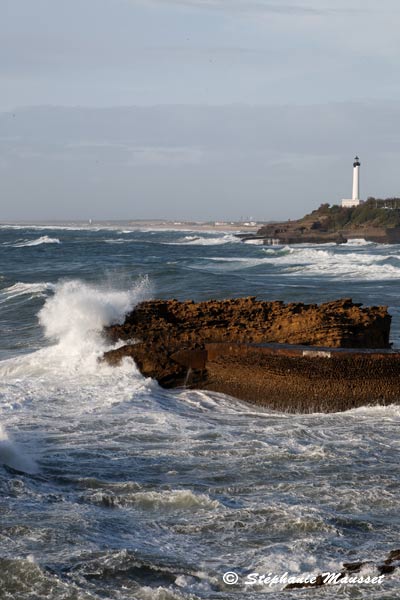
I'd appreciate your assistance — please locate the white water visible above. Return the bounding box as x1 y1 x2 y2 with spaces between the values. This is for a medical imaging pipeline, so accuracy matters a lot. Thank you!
202 245 400 280
11 236 60 247
0 282 55 303
345 238 374 246
168 233 240 246
85 488 221 511
0 277 156 497
0 277 152 379
271 246 400 279
243 238 265 245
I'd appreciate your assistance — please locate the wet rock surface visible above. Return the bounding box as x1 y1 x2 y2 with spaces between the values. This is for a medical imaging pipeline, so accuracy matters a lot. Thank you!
102 298 397 412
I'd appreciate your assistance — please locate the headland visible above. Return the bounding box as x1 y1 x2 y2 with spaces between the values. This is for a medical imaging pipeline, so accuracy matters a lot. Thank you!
240 198 400 244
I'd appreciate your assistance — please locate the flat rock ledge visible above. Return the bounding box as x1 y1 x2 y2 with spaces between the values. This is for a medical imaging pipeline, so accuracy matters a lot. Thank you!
103 297 398 413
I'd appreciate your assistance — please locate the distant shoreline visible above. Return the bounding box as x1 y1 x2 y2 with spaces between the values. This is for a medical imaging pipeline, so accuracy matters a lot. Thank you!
0 220 261 233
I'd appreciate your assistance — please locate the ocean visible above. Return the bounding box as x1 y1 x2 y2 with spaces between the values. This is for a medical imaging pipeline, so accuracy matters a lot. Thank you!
0 224 400 599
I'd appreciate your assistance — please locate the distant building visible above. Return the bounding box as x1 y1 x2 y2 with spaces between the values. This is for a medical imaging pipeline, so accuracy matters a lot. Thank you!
342 156 363 208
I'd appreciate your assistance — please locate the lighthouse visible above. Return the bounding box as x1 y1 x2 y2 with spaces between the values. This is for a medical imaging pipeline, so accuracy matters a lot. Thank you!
342 156 363 208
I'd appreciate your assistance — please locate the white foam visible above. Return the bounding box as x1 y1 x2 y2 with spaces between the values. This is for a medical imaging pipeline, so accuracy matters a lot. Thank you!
104 238 131 244
39 277 150 358
111 489 220 511
168 234 240 246
243 238 265 245
345 238 374 246
255 245 400 280
0 276 152 379
0 282 55 303
12 236 60 248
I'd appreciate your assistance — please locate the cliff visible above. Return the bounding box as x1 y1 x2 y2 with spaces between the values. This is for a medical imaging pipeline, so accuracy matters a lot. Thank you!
253 198 400 244
103 298 396 412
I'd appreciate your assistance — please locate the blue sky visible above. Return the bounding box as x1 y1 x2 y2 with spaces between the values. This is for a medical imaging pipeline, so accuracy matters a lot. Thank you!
1 0 400 220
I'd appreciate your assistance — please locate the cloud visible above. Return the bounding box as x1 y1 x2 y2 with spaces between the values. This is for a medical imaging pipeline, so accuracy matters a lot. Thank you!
155 0 319 14
143 0 374 16
1 102 400 221
128 146 204 167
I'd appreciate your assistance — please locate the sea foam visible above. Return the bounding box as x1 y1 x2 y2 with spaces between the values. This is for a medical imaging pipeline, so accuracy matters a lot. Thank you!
0 282 55 303
0 276 152 379
167 233 240 246
12 236 61 247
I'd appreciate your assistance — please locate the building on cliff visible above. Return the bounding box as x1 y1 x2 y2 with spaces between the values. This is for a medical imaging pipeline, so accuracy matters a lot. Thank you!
342 156 363 208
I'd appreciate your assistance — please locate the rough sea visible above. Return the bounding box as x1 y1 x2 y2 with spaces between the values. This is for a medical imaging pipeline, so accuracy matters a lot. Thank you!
1 224 400 600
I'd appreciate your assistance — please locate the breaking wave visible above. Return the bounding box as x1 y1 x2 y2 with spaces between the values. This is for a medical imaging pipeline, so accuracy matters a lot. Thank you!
0 424 37 473
0 276 152 378
268 247 400 280
243 238 265 245
200 245 400 280
84 489 220 511
0 282 55 303
12 236 60 248
201 246 400 280
344 238 374 246
168 234 240 246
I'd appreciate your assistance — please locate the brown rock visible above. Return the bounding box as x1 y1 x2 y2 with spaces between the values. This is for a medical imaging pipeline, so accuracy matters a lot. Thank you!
102 297 395 412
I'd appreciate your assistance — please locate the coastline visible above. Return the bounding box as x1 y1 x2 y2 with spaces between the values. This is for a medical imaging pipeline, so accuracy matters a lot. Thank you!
0 219 260 233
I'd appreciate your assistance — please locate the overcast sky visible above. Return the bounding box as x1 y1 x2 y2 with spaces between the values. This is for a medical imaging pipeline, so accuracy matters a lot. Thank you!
1 0 400 220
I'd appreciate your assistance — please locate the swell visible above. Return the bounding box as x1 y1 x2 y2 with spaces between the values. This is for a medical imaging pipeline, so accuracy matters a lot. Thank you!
10 236 60 248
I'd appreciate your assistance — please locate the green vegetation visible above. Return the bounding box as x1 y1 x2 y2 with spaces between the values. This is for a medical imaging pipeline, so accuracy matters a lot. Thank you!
301 198 400 231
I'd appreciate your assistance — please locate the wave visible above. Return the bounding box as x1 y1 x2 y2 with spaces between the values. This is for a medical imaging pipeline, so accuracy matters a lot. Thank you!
167 234 240 246
0 276 152 379
104 238 131 244
84 489 220 512
203 246 400 280
243 238 265 245
0 424 37 473
270 247 400 280
38 277 150 358
0 281 55 303
253 243 400 281
0 557 85 598
12 236 60 248
344 238 374 246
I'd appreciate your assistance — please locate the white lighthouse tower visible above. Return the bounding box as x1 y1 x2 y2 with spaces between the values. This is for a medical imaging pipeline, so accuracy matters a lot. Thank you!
342 156 363 207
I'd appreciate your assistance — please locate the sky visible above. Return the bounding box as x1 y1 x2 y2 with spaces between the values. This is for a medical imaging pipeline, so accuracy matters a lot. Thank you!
1 0 400 220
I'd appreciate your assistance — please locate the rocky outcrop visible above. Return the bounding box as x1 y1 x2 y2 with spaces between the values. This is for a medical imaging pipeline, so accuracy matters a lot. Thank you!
245 200 400 245
245 228 348 245
102 298 396 412
252 223 400 245
260 228 400 245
